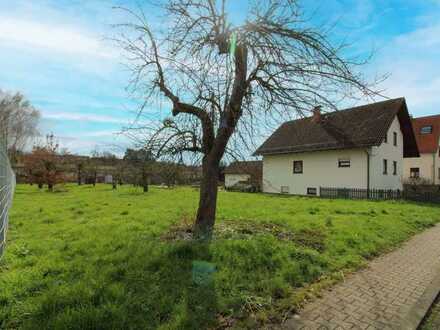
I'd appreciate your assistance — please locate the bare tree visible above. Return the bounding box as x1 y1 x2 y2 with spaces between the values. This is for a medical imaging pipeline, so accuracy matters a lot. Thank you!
0 90 40 162
77 162 84 185
123 148 154 192
25 134 65 191
116 0 382 238
158 161 181 187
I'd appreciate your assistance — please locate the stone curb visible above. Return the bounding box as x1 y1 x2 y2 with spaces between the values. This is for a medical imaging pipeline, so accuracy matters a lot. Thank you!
396 263 440 330
279 224 440 330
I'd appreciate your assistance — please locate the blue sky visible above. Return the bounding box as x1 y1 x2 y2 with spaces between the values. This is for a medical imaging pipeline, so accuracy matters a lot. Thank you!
1 0 440 155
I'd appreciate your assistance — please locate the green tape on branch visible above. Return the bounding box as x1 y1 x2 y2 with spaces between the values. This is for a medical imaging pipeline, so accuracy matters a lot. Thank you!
229 32 237 58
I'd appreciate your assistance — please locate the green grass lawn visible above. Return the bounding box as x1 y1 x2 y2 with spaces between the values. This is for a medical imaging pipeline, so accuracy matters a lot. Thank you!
1 184 439 329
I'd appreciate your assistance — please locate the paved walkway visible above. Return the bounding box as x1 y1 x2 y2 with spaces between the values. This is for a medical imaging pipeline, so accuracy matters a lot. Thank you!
282 224 440 330
419 294 440 330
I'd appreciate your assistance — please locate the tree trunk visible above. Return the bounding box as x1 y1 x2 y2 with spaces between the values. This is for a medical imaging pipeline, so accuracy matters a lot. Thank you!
194 157 219 239
48 183 53 192
142 168 149 193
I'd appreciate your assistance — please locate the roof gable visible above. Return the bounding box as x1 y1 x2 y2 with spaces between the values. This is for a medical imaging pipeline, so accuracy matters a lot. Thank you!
255 98 419 158
411 115 440 154
224 161 262 175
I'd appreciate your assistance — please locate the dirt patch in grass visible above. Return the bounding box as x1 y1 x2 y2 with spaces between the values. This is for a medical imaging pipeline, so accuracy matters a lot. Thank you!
162 220 327 252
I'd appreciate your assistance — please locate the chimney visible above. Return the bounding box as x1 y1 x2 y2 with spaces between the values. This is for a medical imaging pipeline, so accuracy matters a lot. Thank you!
312 105 322 123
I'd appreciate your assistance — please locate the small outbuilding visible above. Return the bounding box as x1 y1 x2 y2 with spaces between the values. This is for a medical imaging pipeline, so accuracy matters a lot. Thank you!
224 161 263 190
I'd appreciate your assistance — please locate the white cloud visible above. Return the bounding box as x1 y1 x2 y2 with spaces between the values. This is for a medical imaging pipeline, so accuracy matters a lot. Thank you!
394 23 440 49
80 130 121 137
0 17 117 59
380 73 440 115
375 18 440 116
42 111 128 124
56 134 129 156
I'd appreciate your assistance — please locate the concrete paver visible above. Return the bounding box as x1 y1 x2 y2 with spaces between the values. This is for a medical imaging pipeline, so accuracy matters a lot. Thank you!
282 224 440 330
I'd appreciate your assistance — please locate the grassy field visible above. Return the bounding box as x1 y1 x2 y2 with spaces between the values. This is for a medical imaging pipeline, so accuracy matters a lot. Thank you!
1 184 439 329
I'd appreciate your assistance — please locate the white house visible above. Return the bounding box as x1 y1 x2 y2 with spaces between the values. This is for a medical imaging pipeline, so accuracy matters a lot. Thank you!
403 115 440 185
254 98 419 196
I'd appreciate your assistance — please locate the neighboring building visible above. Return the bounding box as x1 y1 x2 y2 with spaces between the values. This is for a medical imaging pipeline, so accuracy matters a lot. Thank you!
254 98 419 196
224 161 263 189
404 115 440 185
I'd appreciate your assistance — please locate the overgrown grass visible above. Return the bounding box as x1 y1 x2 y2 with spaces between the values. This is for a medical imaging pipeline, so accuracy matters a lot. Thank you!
1 184 439 329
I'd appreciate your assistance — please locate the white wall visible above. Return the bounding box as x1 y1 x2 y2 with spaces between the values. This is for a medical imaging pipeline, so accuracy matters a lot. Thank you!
369 116 404 190
404 151 440 185
225 174 251 188
404 154 434 184
262 115 405 195
262 148 368 195
403 133 440 184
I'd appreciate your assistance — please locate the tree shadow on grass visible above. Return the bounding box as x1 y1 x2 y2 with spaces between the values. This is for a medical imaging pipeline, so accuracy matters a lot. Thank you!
13 240 219 330
124 240 218 329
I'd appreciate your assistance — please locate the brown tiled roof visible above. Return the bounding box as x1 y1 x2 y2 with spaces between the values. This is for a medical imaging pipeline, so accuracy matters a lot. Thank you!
254 98 419 158
224 161 262 175
411 115 440 154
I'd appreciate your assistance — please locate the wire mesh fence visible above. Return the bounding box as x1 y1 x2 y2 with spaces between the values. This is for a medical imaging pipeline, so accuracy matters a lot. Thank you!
0 128 15 258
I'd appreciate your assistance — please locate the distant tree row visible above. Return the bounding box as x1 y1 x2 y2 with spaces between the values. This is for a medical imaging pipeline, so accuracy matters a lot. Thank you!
0 89 201 191
17 139 200 192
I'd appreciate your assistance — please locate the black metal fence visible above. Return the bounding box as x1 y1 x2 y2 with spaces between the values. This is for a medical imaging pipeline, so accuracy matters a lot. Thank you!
320 187 440 204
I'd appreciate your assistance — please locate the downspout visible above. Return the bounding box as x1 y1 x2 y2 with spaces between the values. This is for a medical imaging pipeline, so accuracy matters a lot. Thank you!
365 149 370 195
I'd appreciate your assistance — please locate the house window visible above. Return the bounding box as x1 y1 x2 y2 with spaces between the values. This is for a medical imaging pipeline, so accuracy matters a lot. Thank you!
307 187 317 196
383 159 388 175
393 161 397 175
338 159 351 168
410 168 420 178
384 133 388 143
293 161 303 174
393 132 397 146
421 126 433 134
281 186 289 194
